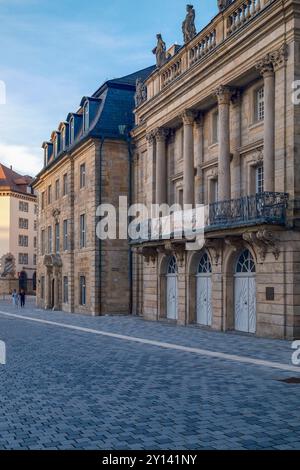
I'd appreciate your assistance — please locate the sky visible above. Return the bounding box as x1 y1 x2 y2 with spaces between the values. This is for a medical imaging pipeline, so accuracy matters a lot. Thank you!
0 0 218 176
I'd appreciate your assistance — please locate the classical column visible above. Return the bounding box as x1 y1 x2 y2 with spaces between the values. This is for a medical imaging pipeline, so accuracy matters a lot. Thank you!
231 90 242 199
256 56 275 192
146 132 156 205
215 86 232 202
155 128 169 205
194 114 204 205
182 110 196 206
271 44 288 193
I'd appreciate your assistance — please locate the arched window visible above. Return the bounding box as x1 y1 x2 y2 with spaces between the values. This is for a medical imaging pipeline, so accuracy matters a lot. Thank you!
236 250 256 274
167 256 178 274
198 253 212 274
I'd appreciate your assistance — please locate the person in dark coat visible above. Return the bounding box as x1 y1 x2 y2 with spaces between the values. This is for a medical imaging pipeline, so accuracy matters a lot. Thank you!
19 289 26 308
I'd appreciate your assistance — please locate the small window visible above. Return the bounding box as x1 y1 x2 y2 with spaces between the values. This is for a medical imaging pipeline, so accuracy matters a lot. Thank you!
19 218 28 230
63 174 68 196
34 236 37 248
256 165 264 194
70 117 75 144
55 179 60 200
19 201 29 212
80 214 86 248
33 254 37 266
18 253 28 265
34 204 38 215
84 102 89 132
55 223 60 254
80 163 86 188
19 235 28 247
198 253 212 274
255 87 264 122
63 276 69 303
41 230 45 255
236 250 256 274
80 276 86 305
41 192 45 210
212 111 219 144
61 127 65 151
63 219 68 251
167 256 178 274
34 220 37 231
48 226 52 254
47 185 52 205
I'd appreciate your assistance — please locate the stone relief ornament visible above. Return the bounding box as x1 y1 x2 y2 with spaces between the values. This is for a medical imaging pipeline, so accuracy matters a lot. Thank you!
134 78 147 108
152 34 168 68
0 253 16 278
182 5 197 44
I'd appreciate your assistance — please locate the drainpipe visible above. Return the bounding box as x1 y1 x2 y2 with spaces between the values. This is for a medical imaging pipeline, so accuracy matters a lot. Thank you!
99 137 105 317
127 136 133 316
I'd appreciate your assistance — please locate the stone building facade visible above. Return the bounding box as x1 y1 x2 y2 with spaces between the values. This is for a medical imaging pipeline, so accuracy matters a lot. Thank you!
33 67 154 315
132 0 300 339
0 164 37 294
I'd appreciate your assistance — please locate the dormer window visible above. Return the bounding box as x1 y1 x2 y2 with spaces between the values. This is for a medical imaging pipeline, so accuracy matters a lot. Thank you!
61 127 65 151
44 145 48 166
84 102 89 132
54 136 58 158
70 117 75 144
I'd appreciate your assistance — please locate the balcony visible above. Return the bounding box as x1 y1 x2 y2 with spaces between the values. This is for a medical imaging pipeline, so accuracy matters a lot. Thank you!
130 192 289 245
208 192 289 231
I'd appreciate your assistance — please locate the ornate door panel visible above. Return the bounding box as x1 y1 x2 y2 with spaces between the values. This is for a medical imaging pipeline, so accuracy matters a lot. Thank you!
167 275 178 320
196 276 212 326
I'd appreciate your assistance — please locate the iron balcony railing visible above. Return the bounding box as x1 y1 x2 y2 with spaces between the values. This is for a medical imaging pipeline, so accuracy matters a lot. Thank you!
208 192 289 230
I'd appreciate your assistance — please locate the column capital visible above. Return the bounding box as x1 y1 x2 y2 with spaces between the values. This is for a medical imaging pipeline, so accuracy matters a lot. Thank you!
181 109 197 126
270 43 289 71
256 55 274 77
154 127 169 142
146 130 155 145
214 85 233 105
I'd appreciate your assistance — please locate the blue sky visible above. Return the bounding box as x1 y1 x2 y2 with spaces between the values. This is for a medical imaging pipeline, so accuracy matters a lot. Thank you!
0 0 217 175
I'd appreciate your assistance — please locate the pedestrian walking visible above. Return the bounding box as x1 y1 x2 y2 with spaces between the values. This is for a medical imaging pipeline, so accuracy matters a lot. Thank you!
12 289 19 307
20 289 26 308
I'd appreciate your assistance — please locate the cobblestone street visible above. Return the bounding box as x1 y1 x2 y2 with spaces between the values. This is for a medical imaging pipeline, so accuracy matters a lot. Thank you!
0 299 299 450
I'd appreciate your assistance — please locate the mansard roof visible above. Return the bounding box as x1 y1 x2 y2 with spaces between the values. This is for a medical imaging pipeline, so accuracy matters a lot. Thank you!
38 65 155 176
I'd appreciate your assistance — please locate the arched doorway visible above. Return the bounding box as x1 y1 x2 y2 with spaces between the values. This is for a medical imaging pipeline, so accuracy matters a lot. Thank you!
19 271 27 292
166 256 178 320
196 253 212 326
234 249 256 334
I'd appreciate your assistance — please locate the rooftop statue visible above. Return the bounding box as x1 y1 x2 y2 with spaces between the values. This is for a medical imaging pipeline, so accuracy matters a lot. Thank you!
218 0 234 11
182 5 197 44
152 34 167 68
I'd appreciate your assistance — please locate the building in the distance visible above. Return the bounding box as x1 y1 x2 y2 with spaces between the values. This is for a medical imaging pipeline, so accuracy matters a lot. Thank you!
33 66 154 315
0 163 37 293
